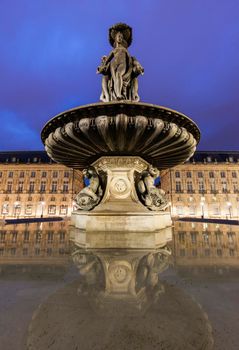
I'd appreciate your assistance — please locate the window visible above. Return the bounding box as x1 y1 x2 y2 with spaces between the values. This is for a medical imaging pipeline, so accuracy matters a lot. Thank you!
11 232 17 243
35 248 40 256
25 205 32 215
35 232 41 243
227 232 235 244
189 205 196 215
220 171 226 178
62 181 69 193
6 182 12 193
8 171 13 178
178 232 185 243
205 249 210 256
192 249 197 257
0 232 6 243
19 171 24 178
221 181 227 193
51 181 57 193
191 232 197 243
31 171 36 178
232 171 237 178
0 248 4 256
209 171 214 178
175 171 180 178
198 180 205 193
2 203 9 214
0 171 2 178
64 171 69 178
233 182 238 192
47 248 52 256
59 248 65 255
176 181 182 193
198 172 203 178
23 248 28 256
11 248 16 256
24 231 30 242
210 180 216 192
60 205 68 215
47 231 54 243
203 232 210 244
40 181 46 193
29 182 35 193
53 171 58 178
217 249 222 256
17 181 24 193
176 206 183 215
186 171 192 178
59 232 65 243
229 249 235 257
215 232 222 244
42 171 47 178
187 181 193 193
180 249 185 257
48 205 56 215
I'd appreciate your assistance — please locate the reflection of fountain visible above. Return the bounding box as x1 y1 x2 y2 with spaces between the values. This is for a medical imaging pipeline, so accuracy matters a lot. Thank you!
71 245 171 311
41 23 200 236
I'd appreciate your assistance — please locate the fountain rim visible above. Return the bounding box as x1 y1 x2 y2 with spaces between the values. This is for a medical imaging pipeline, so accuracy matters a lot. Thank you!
41 101 200 144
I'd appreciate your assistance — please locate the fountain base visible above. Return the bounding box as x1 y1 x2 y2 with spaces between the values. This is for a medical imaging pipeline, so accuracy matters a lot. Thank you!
71 156 172 234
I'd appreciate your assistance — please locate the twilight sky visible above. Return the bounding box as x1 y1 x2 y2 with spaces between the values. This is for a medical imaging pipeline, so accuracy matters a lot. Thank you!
0 0 239 151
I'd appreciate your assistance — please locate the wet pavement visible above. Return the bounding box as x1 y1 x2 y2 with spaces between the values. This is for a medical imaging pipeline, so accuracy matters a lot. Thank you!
0 220 238 349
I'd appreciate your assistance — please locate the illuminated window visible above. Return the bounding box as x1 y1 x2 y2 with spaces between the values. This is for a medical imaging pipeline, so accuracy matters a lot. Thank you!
60 205 68 215
6 182 12 193
232 171 237 178
31 171 36 178
8 171 13 178
48 205 56 214
209 171 214 178
198 172 203 178
220 171 226 178
53 171 58 178
42 171 47 177
25 205 32 215
19 171 24 178
17 181 24 193
175 171 180 178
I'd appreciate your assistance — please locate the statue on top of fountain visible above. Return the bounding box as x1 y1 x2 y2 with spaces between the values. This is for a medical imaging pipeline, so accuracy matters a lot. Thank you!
97 23 144 102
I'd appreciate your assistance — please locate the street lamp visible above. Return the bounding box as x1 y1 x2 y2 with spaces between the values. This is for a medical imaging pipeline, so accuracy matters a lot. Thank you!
14 201 20 217
200 201 205 219
200 196 205 219
226 201 232 219
40 201 45 218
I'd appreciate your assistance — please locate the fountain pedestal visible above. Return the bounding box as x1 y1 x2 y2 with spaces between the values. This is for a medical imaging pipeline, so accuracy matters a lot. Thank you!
71 156 172 234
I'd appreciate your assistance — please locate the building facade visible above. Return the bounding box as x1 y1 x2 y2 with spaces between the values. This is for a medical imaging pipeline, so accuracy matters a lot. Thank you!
0 151 82 218
161 151 239 219
0 150 239 219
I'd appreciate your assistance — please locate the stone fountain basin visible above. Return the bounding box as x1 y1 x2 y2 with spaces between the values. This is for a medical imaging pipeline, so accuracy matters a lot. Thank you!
41 101 200 170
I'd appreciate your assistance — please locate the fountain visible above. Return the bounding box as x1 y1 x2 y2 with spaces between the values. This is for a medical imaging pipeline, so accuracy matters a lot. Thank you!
41 23 200 235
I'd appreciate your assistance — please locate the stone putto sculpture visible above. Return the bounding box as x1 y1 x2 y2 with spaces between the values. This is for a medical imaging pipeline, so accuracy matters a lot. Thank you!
75 167 103 211
97 23 144 102
136 165 169 211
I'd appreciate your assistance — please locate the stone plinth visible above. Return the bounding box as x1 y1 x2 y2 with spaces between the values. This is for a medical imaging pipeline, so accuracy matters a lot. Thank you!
71 156 172 235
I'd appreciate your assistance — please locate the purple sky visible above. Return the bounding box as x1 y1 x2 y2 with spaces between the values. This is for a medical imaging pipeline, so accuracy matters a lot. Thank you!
0 0 239 151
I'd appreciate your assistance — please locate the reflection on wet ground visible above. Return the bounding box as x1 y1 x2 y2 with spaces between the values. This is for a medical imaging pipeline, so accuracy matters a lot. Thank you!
0 220 239 349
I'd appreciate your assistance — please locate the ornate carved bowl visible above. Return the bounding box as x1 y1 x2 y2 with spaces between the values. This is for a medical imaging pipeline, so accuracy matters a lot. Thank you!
41 101 200 170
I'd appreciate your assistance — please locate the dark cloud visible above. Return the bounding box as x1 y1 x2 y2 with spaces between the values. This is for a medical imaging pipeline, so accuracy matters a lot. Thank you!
0 0 238 151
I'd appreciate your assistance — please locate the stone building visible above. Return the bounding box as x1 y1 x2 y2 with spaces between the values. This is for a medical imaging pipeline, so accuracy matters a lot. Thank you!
161 151 239 219
0 151 82 218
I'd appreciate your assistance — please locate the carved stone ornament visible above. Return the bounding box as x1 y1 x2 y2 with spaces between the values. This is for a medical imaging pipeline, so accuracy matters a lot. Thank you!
97 23 144 102
74 166 103 211
136 165 169 211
